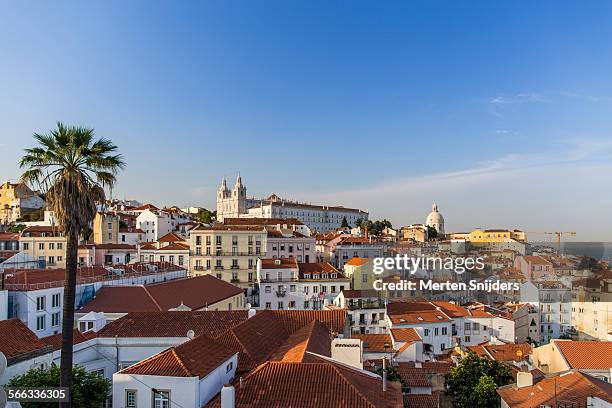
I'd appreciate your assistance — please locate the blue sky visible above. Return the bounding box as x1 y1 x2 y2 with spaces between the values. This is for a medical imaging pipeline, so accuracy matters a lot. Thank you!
1 1 612 240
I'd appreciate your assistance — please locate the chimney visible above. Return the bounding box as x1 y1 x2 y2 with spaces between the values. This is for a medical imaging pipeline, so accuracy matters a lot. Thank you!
516 372 533 388
221 385 235 408
239 377 244 389
382 358 387 392
247 308 256 319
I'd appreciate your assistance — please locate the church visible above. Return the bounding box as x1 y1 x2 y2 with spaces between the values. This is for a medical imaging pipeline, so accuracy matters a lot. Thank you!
216 175 369 232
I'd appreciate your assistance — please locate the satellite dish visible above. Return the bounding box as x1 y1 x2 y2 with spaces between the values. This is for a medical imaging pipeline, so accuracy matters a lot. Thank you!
186 330 195 339
0 351 7 377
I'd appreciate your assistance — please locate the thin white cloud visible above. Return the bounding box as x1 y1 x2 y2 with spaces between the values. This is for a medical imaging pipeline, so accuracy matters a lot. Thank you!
560 91 612 103
488 92 549 105
494 130 518 135
287 138 612 240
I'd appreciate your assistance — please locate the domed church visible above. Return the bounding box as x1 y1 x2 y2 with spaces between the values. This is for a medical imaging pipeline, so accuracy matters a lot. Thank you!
425 203 445 235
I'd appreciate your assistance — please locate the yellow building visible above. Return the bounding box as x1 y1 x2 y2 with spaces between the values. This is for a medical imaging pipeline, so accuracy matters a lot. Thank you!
0 182 45 223
93 212 119 244
189 224 267 289
401 224 427 242
343 257 376 290
19 226 67 268
468 229 527 245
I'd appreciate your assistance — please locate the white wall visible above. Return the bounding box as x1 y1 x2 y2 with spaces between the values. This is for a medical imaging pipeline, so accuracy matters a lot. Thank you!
113 373 198 408
0 353 53 385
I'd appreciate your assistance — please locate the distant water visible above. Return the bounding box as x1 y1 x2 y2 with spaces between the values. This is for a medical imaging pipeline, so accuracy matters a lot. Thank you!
533 242 612 261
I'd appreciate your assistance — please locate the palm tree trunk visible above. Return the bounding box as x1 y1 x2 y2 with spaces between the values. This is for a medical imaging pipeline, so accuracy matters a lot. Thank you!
59 231 78 408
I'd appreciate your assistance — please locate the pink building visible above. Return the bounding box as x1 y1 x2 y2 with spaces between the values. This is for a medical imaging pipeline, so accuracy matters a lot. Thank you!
514 255 553 280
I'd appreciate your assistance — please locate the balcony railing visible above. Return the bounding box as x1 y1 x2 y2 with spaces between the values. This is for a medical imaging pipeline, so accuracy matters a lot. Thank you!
260 277 299 283
347 300 384 310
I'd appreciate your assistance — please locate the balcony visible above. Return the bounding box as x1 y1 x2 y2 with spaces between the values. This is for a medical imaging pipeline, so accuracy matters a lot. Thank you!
231 278 241 284
346 300 384 310
260 277 299 283
214 265 224 270
275 290 287 297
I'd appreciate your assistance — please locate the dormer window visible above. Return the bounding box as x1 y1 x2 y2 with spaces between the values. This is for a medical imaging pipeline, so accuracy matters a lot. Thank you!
322 274 328 279
313 274 320 279
304 273 311 279
331 273 337 278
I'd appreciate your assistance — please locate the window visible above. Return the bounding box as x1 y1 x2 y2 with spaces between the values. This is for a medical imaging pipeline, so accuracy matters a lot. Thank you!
290 285 296 292
51 312 60 327
442 327 447 335
49 243 55 250
226 361 233 373
178 255 184 266
289 301 296 308
265 302 271 309
125 390 137 408
36 296 45 311
424 328 430 336
304 300 309 309
22 242 29 250
434 327 439 336
265 286 271 293
39 243 45 250
51 293 60 307
362 274 368 283
441 343 446 351
277 301 284 309
464 336 471 342
153 390 170 408
36 315 46 331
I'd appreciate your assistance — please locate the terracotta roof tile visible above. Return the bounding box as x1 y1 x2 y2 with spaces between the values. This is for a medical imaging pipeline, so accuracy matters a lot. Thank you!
206 358 403 408
390 328 421 343
396 364 431 387
403 392 439 408
270 320 331 362
97 310 249 338
341 289 380 299
554 340 612 369
41 329 96 351
0 319 51 363
497 371 612 408
345 257 370 266
78 275 243 313
352 334 393 353
157 232 184 243
121 334 236 378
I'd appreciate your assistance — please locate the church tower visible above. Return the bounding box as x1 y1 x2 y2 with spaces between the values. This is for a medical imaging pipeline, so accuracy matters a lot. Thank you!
231 174 247 215
216 175 247 221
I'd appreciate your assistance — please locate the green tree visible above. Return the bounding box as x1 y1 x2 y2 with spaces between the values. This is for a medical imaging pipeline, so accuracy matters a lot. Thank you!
375 363 406 389
446 352 513 408
8 365 111 408
20 123 124 407
7 224 27 233
426 225 438 239
355 218 363 228
197 208 216 224
341 216 350 228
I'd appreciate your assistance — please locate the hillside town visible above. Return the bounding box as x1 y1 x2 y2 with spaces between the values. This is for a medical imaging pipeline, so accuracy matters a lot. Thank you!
0 174 610 407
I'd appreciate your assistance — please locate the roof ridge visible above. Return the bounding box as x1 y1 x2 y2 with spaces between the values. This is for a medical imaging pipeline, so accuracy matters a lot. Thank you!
329 363 377 408
171 348 193 376
141 286 164 311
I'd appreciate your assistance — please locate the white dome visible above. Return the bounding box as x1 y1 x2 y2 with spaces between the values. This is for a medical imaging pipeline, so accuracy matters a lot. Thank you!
425 203 444 234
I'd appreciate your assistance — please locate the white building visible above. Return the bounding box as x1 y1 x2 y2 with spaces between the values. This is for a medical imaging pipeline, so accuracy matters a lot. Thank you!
520 281 572 343
113 334 238 408
216 175 368 232
136 208 190 242
4 263 187 337
266 229 316 263
257 258 349 310
333 289 388 334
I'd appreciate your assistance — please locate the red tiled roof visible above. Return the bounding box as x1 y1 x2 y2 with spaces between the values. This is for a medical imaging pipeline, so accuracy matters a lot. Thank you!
78 275 243 313
345 257 370 266
396 364 431 387
341 289 380 299
497 371 612 408
41 329 96 351
259 257 298 269
0 319 50 362
403 392 439 408
97 311 249 338
270 320 331 362
268 310 347 335
298 262 346 279
390 328 421 343
121 334 236 378
157 232 184 243
156 242 189 251
132 203 159 211
554 340 612 369
467 343 532 362
352 334 393 353
521 255 552 265
206 358 402 408
389 311 451 325
0 232 19 241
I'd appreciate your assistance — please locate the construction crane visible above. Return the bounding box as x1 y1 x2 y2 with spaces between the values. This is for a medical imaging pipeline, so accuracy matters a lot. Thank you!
527 231 576 255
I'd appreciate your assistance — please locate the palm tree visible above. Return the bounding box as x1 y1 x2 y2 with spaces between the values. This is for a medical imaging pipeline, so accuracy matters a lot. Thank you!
20 123 124 407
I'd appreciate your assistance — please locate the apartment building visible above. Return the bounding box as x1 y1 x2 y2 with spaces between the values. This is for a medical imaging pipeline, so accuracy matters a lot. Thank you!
266 229 315 262
136 208 191 242
19 226 67 268
327 236 386 269
190 225 266 289
333 289 388 334
520 280 572 343
138 232 189 268
257 258 349 310
92 212 119 244
514 255 554 280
